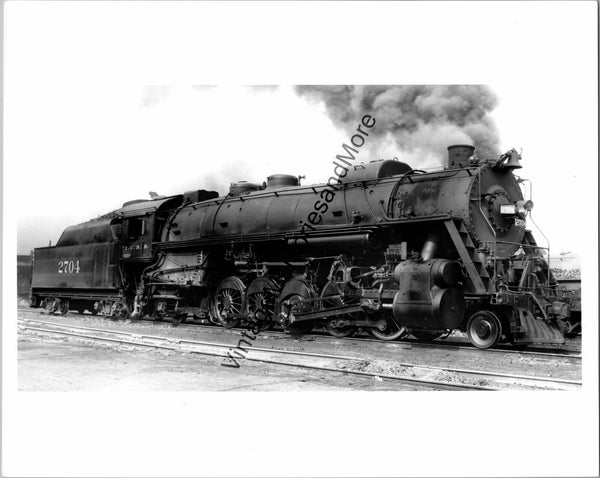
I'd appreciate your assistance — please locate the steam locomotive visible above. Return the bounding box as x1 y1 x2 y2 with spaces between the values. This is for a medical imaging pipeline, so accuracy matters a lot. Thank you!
29 144 575 349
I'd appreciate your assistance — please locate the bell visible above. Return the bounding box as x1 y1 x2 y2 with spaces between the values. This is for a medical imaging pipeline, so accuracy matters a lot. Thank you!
497 149 522 169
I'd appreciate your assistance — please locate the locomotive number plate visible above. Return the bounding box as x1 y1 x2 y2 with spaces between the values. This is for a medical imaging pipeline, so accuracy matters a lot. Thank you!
514 218 527 228
58 260 81 274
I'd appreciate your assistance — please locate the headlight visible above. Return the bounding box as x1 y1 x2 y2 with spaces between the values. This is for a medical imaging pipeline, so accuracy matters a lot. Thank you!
500 204 517 215
502 200 534 219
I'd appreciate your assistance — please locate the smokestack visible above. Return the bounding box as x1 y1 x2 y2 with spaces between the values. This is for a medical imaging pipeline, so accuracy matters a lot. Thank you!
447 144 475 169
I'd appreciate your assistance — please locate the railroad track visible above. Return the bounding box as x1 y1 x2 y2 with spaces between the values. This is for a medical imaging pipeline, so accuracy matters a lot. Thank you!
18 317 582 391
18 306 582 360
389 337 582 359
221 324 582 360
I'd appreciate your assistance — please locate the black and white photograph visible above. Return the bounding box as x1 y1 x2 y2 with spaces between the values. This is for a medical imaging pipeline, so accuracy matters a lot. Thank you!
3 1 598 477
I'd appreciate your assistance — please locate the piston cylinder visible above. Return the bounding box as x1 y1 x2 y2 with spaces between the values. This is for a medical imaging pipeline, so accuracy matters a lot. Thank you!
392 259 465 329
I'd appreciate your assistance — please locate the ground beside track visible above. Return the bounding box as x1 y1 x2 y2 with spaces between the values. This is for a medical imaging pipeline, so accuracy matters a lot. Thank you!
18 337 435 391
17 308 582 391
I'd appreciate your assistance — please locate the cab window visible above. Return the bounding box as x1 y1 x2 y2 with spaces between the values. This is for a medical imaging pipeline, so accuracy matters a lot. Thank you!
127 217 146 238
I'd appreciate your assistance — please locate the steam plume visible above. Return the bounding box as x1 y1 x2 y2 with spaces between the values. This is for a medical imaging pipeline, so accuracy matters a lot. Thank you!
295 85 500 164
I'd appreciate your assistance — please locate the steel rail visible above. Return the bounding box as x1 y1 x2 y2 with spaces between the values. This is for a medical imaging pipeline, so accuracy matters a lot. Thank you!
18 306 582 359
19 317 362 361
208 323 582 359
391 338 582 359
150 319 583 360
18 307 581 359
18 321 492 391
19 318 581 390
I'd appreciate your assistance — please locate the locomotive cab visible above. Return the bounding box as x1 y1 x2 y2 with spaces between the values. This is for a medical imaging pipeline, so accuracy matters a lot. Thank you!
118 196 183 262
119 216 151 260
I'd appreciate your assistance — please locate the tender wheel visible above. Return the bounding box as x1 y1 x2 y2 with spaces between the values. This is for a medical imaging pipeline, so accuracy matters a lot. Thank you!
59 299 69 315
246 277 280 331
212 276 246 328
466 310 502 349
43 298 58 315
369 314 407 341
411 330 442 342
113 301 131 320
321 281 357 338
99 301 111 317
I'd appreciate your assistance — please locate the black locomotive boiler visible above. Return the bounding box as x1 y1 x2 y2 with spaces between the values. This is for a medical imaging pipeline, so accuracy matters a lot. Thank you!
30 145 572 349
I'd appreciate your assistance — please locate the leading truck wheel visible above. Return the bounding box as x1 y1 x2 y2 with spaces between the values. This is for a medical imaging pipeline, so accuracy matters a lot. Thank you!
369 315 408 341
43 298 58 314
59 299 69 315
467 310 502 349
321 281 357 338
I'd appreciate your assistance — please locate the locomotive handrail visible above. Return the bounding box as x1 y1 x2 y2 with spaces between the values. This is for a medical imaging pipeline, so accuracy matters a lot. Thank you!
163 201 194 239
476 165 497 285
378 200 393 221
503 284 558 293
361 185 387 222
154 215 462 251
526 213 551 286
395 166 473 186
513 176 551 284
501 288 551 322
210 192 233 235
480 239 549 250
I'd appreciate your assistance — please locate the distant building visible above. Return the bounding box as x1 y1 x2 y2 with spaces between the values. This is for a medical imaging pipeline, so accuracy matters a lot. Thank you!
17 254 32 298
549 254 580 280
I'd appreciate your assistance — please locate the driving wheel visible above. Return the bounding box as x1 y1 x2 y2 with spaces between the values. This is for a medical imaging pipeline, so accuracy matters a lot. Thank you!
113 301 131 320
212 276 245 328
246 277 280 331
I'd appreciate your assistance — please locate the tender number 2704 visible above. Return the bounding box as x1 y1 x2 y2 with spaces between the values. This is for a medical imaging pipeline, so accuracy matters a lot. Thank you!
58 260 81 274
